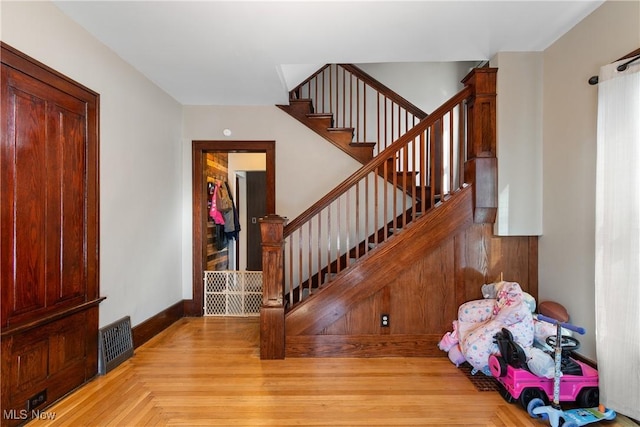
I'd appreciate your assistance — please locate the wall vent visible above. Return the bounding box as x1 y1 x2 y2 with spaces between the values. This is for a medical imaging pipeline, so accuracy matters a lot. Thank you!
98 316 134 375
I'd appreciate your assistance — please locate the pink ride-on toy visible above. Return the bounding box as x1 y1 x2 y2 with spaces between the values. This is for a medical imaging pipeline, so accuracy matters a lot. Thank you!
489 318 600 410
525 315 616 427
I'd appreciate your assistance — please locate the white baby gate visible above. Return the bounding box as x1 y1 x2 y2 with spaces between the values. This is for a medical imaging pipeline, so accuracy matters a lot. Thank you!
203 270 262 316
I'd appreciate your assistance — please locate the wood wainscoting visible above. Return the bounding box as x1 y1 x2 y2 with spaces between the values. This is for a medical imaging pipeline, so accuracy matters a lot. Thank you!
284 188 537 358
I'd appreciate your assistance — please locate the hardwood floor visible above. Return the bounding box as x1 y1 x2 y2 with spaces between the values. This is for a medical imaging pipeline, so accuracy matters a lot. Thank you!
26 317 635 426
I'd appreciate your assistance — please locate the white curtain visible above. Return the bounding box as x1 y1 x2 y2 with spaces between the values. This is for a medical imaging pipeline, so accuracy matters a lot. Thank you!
595 56 640 421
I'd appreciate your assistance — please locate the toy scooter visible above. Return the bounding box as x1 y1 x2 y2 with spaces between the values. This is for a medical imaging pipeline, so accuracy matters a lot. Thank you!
527 314 616 427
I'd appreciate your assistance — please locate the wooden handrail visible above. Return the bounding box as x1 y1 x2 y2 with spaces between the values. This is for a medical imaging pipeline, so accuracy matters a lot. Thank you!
338 64 428 120
284 86 471 236
260 67 497 359
288 64 428 150
290 64 330 98
280 85 474 305
291 64 427 120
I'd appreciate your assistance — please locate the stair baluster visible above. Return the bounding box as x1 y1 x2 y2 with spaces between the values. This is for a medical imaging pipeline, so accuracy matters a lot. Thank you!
262 67 498 359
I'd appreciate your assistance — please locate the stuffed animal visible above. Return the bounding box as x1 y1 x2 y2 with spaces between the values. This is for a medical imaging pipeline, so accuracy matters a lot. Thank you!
438 321 467 367
438 281 535 374
447 344 466 367
483 282 536 313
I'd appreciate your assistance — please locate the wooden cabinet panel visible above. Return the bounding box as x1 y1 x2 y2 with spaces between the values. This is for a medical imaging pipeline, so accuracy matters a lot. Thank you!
2 64 89 327
1 42 101 426
49 317 87 374
1 309 97 426
4 81 48 318
50 101 86 304
12 338 49 394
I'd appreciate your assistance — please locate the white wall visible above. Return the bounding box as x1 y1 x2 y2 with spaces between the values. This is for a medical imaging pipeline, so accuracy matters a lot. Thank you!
540 0 640 360
1 1 184 328
491 52 543 236
181 106 363 298
358 62 477 113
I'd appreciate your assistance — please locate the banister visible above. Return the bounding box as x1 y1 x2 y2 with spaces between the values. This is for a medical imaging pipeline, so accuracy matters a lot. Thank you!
290 64 331 98
259 214 288 359
286 63 429 152
260 67 497 359
284 86 472 236
338 64 428 120
290 64 428 121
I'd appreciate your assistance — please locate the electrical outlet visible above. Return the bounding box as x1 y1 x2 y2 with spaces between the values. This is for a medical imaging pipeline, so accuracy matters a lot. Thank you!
26 389 47 411
380 314 390 327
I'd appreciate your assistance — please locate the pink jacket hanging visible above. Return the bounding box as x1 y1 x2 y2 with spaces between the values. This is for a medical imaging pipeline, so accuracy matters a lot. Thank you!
209 184 225 225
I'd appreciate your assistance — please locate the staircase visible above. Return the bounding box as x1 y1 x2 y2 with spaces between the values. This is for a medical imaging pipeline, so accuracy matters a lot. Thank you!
277 97 377 164
277 64 428 165
261 65 499 359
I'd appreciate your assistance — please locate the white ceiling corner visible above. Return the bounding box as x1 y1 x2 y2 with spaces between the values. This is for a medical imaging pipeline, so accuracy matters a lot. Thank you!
52 0 605 105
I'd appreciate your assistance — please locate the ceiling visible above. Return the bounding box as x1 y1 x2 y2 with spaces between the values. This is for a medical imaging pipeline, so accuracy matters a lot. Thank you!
52 0 605 106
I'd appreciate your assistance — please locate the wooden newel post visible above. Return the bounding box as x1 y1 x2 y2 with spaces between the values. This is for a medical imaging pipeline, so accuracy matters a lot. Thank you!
259 214 287 359
462 67 498 224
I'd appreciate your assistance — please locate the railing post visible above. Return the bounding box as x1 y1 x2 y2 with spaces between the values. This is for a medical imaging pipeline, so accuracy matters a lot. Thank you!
462 67 498 223
259 214 287 359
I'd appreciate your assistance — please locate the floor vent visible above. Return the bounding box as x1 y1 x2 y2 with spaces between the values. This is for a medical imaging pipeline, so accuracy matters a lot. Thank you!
98 316 134 375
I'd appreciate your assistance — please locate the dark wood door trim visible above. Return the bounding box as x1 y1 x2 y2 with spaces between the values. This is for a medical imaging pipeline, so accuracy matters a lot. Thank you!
187 140 275 316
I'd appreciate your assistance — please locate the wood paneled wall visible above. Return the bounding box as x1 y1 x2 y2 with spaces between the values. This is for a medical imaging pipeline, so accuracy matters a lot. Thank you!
204 153 229 271
456 223 537 305
323 224 537 335
284 188 537 358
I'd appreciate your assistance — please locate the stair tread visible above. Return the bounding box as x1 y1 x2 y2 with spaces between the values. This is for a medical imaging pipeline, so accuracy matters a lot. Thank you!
283 99 314 114
280 99 378 163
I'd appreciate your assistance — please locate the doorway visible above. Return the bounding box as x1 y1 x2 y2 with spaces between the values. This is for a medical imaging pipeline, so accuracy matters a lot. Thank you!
188 140 275 316
245 171 267 271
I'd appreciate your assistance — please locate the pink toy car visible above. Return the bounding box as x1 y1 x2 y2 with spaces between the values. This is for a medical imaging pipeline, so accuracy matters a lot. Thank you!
488 327 600 410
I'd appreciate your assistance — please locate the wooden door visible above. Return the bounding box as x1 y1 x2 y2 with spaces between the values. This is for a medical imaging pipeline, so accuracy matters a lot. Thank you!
0 43 101 426
246 171 266 271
